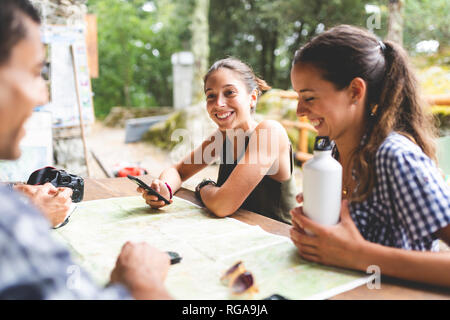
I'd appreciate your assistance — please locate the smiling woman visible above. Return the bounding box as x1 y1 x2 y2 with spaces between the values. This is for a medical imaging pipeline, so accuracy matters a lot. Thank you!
289 24 450 288
138 57 298 223
0 0 173 300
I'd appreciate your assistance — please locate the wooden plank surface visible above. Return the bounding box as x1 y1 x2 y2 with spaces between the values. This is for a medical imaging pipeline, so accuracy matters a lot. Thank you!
85 14 99 79
83 177 450 300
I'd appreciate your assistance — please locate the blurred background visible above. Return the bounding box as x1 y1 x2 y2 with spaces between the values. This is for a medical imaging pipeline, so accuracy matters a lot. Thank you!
1 0 449 190
87 0 449 116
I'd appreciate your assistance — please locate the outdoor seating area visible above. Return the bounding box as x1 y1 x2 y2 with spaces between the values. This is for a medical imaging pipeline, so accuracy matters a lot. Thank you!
0 0 449 306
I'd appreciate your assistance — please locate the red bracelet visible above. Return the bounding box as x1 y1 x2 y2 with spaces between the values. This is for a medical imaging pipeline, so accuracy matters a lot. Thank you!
165 182 173 199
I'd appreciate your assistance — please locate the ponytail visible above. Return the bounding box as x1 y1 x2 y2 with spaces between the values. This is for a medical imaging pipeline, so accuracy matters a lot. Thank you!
255 77 271 93
354 41 437 201
293 25 438 201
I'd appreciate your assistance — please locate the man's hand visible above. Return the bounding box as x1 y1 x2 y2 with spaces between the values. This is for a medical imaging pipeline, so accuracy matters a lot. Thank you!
110 241 172 300
14 183 73 227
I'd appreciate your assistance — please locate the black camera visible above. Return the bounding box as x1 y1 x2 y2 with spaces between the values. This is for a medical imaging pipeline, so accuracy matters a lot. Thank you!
27 167 84 203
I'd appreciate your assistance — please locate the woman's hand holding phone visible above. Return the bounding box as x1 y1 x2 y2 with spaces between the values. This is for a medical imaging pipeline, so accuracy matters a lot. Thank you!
138 179 173 209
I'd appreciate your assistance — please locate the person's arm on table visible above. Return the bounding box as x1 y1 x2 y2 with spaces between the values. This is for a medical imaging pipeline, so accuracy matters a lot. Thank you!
290 197 450 288
138 131 221 208
200 121 290 217
359 226 450 287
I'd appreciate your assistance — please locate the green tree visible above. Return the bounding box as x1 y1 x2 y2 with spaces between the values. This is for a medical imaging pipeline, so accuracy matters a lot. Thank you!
87 0 449 119
364 0 449 53
191 0 210 104
87 0 191 117
403 0 449 52
209 0 374 90
386 0 404 45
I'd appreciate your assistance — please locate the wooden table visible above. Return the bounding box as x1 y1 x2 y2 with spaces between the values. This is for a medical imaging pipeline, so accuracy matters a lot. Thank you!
84 177 450 300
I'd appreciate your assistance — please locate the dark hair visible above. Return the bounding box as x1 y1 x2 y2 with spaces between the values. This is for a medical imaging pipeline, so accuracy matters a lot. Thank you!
0 0 41 65
293 24 437 201
204 57 271 112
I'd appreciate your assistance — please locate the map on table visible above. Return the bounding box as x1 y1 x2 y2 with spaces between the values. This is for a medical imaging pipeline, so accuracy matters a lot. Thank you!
53 196 370 300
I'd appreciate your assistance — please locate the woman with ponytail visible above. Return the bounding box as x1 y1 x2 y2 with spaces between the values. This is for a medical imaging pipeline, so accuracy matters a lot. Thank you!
289 25 450 286
139 57 297 223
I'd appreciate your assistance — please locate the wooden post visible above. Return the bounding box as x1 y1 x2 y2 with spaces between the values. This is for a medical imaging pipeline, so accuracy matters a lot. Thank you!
427 94 450 106
190 0 210 104
386 0 404 45
71 44 91 177
85 14 99 79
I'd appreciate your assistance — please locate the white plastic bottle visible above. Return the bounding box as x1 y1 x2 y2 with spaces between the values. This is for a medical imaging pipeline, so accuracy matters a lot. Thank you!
302 136 342 234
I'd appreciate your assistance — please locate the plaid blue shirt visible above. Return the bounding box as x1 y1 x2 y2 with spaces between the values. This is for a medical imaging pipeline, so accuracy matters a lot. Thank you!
0 186 132 299
349 132 450 251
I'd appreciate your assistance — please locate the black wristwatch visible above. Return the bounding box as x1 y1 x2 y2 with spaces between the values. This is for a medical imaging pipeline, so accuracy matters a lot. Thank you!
195 179 217 203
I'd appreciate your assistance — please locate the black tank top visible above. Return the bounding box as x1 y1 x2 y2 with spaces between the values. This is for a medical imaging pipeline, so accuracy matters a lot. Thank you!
216 135 297 224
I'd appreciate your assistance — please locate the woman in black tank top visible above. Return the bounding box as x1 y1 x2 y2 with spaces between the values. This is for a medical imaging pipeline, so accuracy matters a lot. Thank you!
138 58 297 224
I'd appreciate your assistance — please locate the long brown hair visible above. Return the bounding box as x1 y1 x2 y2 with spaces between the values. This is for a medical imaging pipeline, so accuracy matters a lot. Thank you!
293 25 437 201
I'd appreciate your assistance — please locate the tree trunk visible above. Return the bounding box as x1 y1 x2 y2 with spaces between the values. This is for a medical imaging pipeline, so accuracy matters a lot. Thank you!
119 30 131 107
190 0 210 105
386 0 404 45
260 28 268 80
268 30 278 85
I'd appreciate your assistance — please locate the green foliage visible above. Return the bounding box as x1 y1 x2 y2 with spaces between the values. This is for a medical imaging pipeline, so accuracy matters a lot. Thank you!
87 0 449 119
87 0 191 117
432 106 450 136
256 89 297 119
403 0 449 53
103 106 173 128
365 0 449 52
209 0 374 89
142 111 186 149
416 65 450 97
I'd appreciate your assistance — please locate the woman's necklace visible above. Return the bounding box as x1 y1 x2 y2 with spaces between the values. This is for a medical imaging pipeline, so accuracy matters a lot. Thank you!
342 181 349 197
342 187 348 196
342 165 355 199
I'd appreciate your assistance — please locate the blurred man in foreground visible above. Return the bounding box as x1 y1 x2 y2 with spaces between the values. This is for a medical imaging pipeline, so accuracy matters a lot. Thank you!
0 0 171 299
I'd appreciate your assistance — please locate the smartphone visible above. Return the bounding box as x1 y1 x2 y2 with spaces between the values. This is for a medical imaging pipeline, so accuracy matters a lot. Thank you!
127 175 171 205
167 251 182 265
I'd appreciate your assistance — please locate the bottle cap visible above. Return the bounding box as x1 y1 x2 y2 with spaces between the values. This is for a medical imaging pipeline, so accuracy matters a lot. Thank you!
313 136 333 151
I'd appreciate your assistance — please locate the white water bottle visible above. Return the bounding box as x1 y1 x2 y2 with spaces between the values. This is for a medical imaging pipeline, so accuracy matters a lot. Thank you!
302 136 342 234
